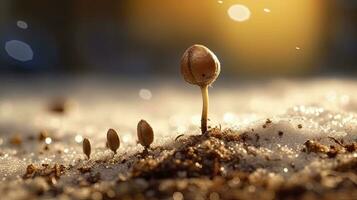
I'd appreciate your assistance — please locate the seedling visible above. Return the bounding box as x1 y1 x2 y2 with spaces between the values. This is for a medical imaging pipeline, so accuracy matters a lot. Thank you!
82 138 91 159
107 128 120 154
137 120 154 149
180 44 221 134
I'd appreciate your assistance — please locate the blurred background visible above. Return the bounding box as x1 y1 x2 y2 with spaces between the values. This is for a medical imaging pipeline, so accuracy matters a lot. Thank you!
0 0 356 78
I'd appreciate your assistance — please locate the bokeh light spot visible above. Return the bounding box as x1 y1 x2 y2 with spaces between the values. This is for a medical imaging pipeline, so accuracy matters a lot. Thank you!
17 20 28 29
75 135 83 143
227 4 251 22
139 89 152 100
263 8 271 13
5 40 34 62
172 192 184 200
223 112 236 124
45 137 52 144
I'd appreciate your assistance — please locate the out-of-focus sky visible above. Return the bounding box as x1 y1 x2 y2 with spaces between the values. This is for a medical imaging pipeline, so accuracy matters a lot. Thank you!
0 0 356 78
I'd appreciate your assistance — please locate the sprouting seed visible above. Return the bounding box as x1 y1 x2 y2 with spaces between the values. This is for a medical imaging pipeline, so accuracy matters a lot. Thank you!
180 44 221 134
107 129 120 154
82 138 91 159
137 120 154 148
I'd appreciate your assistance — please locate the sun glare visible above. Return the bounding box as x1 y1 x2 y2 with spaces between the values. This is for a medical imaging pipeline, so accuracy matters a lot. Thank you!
227 4 251 22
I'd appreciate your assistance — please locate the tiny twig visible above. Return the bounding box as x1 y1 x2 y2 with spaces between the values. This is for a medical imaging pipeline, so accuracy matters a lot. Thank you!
175 134 185 141
328 136 344 147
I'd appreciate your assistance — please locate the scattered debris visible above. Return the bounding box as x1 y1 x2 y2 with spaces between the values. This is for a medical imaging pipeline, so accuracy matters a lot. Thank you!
304 140 329 154
77 166 91 174
48 97 73 114
38 130 48 141
1 127 355 200
23 163 65 183
10 135 22 145
278 131 284 137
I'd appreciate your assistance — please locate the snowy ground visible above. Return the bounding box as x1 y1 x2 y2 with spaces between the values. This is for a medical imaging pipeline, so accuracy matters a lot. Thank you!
0 77 356 199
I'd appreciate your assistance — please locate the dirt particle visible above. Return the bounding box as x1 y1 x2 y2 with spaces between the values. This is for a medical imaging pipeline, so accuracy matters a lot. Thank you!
304 140 329 153
327 149 338 158
10 135 22 146
87 172 101 183
48 98 73 114
345 143 357 152
23 163 65 180
78 167 91 174
25 164 36 175
255 133 260 142
38 130 48 141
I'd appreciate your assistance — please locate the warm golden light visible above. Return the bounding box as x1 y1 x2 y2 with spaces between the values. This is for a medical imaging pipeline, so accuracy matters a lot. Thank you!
227 4 251 22
219 0 324 75
263 8 271 13
125 0 325 76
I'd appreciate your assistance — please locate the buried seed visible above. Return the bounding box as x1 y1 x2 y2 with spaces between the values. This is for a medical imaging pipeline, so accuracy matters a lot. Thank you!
82 138 91 159
137 120 154 148
107 129 120 154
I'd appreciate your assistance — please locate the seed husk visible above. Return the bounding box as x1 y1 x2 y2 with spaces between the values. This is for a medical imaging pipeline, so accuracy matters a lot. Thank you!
107 129 120 153
180 44 220 87
137 120 154 148
82 138 91 159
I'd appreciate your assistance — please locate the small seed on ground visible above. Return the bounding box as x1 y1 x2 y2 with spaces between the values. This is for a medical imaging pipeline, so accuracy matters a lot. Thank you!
107 129 120 153
82 138 91 159
137 120 154 148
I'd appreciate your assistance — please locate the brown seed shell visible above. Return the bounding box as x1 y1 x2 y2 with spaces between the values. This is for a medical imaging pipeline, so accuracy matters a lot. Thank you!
82 138 91 159
107 129 120 153
137 120 154 148
181 44 220 87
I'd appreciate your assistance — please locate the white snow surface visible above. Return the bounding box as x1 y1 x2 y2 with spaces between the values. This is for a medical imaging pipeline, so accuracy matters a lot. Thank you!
0 77 357 183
